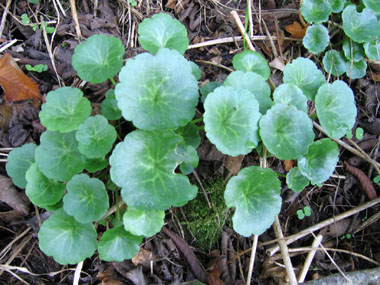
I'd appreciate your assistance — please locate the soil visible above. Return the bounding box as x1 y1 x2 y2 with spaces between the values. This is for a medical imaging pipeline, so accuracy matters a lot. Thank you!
1 0 380 284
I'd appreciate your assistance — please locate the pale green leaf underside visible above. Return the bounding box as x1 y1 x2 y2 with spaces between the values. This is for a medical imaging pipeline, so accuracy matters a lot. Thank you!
101 89 122 120
38 209 97 265
286 167 310 192
138 13 189 54
315 80 357 138
63 174 109 223
328 0 346 13
259 103 314 160
115 48 198 131
232 50 270 79
72 34 125 84
272 83 308 113
342 38 365 62
123 207 165 237
6 143 36 188
303 24 329 54
298 138 339 185
98 226 143 262
364 40 380 61
39 87 91 133
204 86 261 156
323 50 348 76
110 130 198 210
225 166 282 237
301 0 332 24
35 131 84 182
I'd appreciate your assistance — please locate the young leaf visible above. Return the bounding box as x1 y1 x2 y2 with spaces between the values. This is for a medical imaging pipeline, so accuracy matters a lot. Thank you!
35 131 84 182
200 81 222 103
176 122 201 149
328 0 346 13
286 167 310 192
342 38 365 62
285 21 307 39
72 34 125 84
6 143 36 188
83 157 108 173
25 163 65 207
101 89 122 120
363 0 380 15
342 6 380 43
115 48 198 131
123 207 165 237
98 225 143 262
225 166 282 237
364 39 380 61
38 209 97 265
176 144 199 175
283 57 325 100
232 51 270 79
190 61 202 80
345 60 367 79
204 86 261 156
300 0 332 24
322 50 348 76
138 13 189 54
76 115 117 159
110 130 198 210
316 80 357 138
303 24 330 54
224 71 272 114
39 87 91 133
298 138 339 185
272 83 308 113
259 103 314 160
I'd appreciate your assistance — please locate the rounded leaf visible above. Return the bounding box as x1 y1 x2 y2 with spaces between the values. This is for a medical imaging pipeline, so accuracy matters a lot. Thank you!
76 115 117 159
190 61 202 80
364 39 380 61
342 38 365 62
303 24 330 54
363 0 380 15
98 226 143 262
176 122 201 149
283 57 325 100
6 143 36 188
72 34 125 84
138 13 189 54
322 50 348 76
39 87 91 133
224 71 272 114
328 0 346 13
259 103 314 160
342 6 380 43
115 48 198 130
301 0 332 24
225 166 282 236
63 174 109 223
298 138 339 185
25 163 65 207
101 89 122 120
123 207 165 237
83 157 108 173
232 50 270 79
204 86 261 156
315 80 357 138
345 60 367 79
38 209 97 265
200 81 222 103
272 83 308 113
110 130 198 210
286 167 310 192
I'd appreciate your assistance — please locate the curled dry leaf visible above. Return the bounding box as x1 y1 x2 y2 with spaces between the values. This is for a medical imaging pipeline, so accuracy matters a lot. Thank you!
0 54 41 103
132 247 155 268
285 21 307 39
344 161 377 200
0 175 29 214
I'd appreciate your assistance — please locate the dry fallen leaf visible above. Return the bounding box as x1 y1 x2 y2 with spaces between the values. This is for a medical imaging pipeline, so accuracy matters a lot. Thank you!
0 54 41 102
284 160 296 172
225 155 244 175
285 21 307 39
132 247 155 267
97 267 124 285
0 175 29 214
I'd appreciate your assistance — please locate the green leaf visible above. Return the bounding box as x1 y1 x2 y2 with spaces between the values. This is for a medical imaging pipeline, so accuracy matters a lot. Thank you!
356 127 364 140
21 14 30 25
39 87 91 133
72 34 125 84
297 209 305 219
176 122 201 149
138 13 189 54
63 174 109 223
304 206 312 216
38 209 97 265
25 64 48 73
345 59 367 79
303 24 330 54
286 167 310 192
83 157 108 173
224 71 272 114
25 163 65 207
342 5 380 43
322 50 348 76
232 50 270 79
301 0 332 24
115 48 198 130
259 103 314 160
110 130 198 210
176 144 199 175
98 225 142 262
328 0 346 13
200 81 222 103
76 115 117 159
101 89 122 120
364 39 380 61
204 86 261 156
190 61 202 80
28 0 38 4
342 38 365 62
283 57 326 100
363 0 380 15
35 131 84 182
298 138 339 185
272 83 308 113
123 207 165 237
225 166 282 236
6 143 36 188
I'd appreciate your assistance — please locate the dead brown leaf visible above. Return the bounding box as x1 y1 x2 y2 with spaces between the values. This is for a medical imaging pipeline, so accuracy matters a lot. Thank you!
0 175 29 214
285 21 307 39
165 0 190 13
97 267 124 285
284 160 295 172
225 155 244 175
0 54 41 103
132 247 155 267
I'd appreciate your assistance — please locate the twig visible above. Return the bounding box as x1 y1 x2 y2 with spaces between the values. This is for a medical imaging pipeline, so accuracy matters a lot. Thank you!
246 235 258 285
0 39 17 53
192 170 212 209
261 18 278 57
73 261 83 285
298 234 323 283
230 10 256 51
0 0 12 39
69 0 82 41
195 59 234 72
247 0 253 39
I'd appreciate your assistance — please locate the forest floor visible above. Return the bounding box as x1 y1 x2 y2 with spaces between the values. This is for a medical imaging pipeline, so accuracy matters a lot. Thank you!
1 0 380 284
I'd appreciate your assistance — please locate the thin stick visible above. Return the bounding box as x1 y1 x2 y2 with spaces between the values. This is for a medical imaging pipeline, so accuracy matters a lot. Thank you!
298 234 323 283
69 0 82 41
0 0 12 39
73 261 83 285
247 0 253 38
0 39 17 53
246 235 258 285
261 18 278 57
193 170 212 209
230 10 255 51
195 59 234 72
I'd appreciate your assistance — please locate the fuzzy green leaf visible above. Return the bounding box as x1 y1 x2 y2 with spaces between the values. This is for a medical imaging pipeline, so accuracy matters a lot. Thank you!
322 50 348 76
286 167 310 192
232 50 270 79
364 39 380 61
345 60 367 79
72 34 125 84
123 207 165 237
272 83 308 113
101 89 122 120
303 24 330 54
115 48 198 130
328 0 346 13
342 38 365 62
39 87 91 133
301 0 332 24
225 166 282 237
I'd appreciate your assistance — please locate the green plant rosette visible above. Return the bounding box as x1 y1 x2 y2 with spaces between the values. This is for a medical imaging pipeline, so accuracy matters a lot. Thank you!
123 207 165 237
301 0 332 24
272 83 308 113
286 167 310 192
303 24 330 54
232 50 270 79
322 50 348 76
